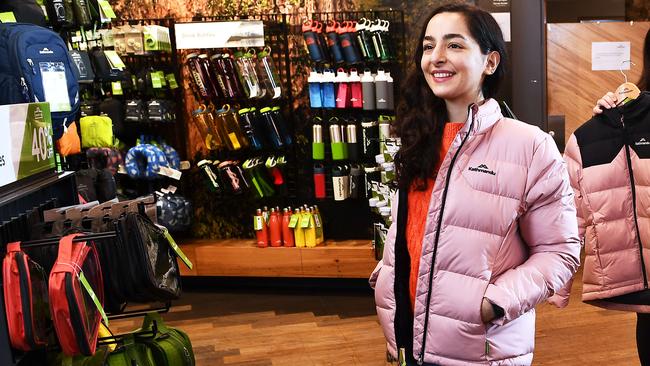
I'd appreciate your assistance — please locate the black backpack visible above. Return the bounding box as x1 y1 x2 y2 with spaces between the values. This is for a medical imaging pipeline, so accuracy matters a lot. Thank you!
99 97 125 138
0 0 47 27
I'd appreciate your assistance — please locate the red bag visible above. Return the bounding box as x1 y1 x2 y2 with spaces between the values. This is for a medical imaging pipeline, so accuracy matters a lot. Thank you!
2 242 49 351
49 234 104 356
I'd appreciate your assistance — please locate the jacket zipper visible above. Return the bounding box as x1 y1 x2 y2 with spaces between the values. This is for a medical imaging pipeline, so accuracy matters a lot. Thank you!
418 106 478 365
65 272 92 355
16 252 36 349
621 115 648 289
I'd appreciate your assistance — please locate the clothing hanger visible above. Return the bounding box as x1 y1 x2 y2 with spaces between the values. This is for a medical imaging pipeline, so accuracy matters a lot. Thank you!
615 60 641 106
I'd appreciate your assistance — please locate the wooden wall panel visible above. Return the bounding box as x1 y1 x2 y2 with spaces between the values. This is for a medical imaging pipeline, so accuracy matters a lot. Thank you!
547 22 650 140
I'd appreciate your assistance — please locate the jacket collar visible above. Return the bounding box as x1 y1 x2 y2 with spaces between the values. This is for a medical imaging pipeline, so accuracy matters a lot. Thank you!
459 98 503 136
601 92 650 128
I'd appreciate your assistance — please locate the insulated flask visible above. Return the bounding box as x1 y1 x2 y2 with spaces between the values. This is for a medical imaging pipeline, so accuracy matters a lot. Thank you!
314 164 326 199
302 19 325 63
185 53 211 100
326 20 345 64
321 69 337 109
375 69 389 110
271 106 292 146
355 18 376 62
329 118 347 160
335 68 350 109
348 68 363 108
350 164 365 199
346 122 359 161
312 118 325 160
361 69 376 110
386 71 395 110
361 120 380 160
308 71 323 108
332 165 350 201
338 21 361 64
260 107 284 148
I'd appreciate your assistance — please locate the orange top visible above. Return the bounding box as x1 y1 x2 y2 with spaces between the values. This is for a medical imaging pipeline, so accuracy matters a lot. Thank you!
407 122 464 310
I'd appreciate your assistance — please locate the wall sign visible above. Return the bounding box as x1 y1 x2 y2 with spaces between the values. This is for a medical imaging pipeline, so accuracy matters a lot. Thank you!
591 41 631 71
174 21 265 49
0 103 55 188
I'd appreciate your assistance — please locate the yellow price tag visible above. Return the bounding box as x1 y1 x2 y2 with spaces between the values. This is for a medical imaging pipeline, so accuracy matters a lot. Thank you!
111 81 123 95
0 12 17 23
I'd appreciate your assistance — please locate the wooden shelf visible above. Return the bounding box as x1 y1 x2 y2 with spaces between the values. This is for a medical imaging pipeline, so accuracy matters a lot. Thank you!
178 239 378 278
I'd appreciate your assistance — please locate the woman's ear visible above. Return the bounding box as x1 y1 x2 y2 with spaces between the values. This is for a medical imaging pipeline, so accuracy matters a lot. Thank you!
484 51 501 75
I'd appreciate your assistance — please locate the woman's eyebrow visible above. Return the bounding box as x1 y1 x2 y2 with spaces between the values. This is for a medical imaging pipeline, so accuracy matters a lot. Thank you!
423 33 467 43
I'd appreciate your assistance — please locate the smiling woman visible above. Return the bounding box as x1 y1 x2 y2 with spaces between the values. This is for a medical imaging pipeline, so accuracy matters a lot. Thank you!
369 4 581 366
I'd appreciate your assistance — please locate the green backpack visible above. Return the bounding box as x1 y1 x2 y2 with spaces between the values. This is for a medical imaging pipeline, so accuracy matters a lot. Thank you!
80 115 114 148
137 312 195 366
105 335 156 366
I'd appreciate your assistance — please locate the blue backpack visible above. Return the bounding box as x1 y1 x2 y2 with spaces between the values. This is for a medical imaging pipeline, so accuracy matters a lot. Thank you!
0 23 80 139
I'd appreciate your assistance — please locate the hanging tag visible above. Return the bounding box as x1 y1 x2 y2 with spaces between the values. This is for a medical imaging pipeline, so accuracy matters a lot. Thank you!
300 214 311 228
166 73 179 89
151 72 163 89
111 81 123 95
179 161 191 170
160 226 193 269
157 166 182 180
0 12 17 23
156 71 167 87
39 62 71 112
103 50 126 70
254 216 264 230
288 214 299 228
167 185 178 194
160 188 170 194
97 0 117 19
313 214 322 228
78 271 108 326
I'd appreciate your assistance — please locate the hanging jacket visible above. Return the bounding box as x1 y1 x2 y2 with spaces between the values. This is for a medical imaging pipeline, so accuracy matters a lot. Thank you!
369 99 580 366
551 92 650 312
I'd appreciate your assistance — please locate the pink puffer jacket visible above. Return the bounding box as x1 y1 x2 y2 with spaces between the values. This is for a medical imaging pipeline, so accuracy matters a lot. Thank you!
552 93 650 312
370 99 581 365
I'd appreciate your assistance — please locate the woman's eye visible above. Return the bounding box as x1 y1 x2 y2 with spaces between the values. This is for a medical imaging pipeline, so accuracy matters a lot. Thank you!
449 43 462 49
423 44 434 51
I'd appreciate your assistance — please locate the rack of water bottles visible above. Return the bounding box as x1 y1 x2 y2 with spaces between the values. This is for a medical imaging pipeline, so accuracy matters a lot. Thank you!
253 205 325 248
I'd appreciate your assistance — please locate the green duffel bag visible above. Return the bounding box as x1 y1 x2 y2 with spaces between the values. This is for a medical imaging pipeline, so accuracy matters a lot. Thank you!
105 334 156 366
137 312 195 366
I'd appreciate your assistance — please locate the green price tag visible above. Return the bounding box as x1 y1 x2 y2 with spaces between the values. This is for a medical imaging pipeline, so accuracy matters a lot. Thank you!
288 214 299 228
162 227 193 270
151 72 162 89
78 271 108 326
166 73 179 89
97 0 117 19
103 50 126 70
254 216 264 231
300 214 311 228
157 71 167 86
313 214 321 228
111 81 123 95
0 12 17 23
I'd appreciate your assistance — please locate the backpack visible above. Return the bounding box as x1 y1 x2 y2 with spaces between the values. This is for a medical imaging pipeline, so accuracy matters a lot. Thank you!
0 23 80 139
80 115 113 148
0 0 47 27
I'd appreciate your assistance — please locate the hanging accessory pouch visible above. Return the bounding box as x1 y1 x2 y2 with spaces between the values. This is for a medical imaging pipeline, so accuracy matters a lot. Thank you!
138 312 195 366
2 241 50 351
49 233 106 356
125 143 168 180
56 120 82 156
0 22 80 139
80 115 114 148
69 49 95 84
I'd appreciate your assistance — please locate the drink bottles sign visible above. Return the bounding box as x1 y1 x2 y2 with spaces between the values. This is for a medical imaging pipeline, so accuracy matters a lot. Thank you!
0 102 55 187
174 20 265 49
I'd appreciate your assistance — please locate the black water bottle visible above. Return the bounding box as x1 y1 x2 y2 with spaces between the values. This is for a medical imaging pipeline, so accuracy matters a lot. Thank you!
260 107 284 149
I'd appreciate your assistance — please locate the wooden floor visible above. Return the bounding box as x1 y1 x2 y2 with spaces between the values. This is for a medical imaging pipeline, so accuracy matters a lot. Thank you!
110 271 640 365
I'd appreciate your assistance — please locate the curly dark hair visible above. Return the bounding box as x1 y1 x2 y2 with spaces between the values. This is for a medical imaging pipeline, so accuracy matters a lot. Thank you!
393 3 508 190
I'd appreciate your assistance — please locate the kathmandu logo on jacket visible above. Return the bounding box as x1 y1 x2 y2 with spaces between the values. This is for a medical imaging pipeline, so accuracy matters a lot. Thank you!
468 163 496 176
635 138 650 146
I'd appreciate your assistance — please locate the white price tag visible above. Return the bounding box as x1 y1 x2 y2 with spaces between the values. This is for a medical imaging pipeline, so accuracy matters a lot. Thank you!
39 62 71 112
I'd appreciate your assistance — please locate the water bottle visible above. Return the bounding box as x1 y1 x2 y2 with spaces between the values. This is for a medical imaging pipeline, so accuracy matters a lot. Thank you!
326 20 344 64
375 69 389 110
348 68 363 108
335 68 350 109
321 69 336 109
361 69 376 110
302 19 324 62
308 70 323 108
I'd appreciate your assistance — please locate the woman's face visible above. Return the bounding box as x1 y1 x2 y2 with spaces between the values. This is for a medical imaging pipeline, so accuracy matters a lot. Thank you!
420 12 494 106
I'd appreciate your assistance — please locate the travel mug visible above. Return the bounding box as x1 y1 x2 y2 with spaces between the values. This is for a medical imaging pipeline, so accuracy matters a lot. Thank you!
314 164 326 199
346 122 359 161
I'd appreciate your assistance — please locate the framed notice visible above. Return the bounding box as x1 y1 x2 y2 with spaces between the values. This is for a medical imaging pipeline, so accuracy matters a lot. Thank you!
174 21 265 49
591 41 631 71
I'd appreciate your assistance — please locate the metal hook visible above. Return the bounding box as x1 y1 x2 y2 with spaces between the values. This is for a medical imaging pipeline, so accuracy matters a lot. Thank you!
620 60 636 83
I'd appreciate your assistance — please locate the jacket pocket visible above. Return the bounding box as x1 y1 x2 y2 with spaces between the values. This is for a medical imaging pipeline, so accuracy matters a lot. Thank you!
461 158 526 201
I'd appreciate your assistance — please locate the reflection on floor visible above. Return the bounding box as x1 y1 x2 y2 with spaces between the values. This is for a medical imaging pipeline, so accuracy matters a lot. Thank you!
110 274 639 365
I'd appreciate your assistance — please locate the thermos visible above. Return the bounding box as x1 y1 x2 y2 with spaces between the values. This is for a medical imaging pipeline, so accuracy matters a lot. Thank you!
326 20 344 64
361 120 380 160
348 68 363 108
346 122 359 161
332 165 350 201
282 208 295 247
308 70 323 108
314 164 326 199
321 69 336 109
254 208 269 248
302 19 324 63
269 208 282 247
361 69 376 110
312 20 331 63
375 69 389 110
350 164 365 199
329 118 347 160
335 68 350 109
312 118 325 160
